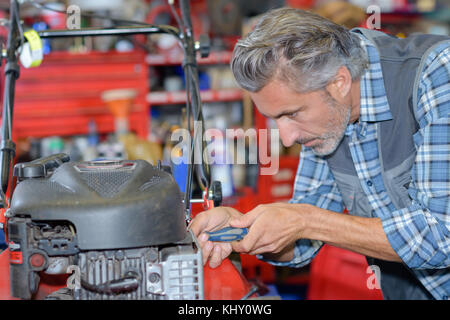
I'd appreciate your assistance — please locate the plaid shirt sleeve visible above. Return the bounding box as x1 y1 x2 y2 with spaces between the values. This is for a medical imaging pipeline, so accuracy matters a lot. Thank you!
258 147 344 267
380 44 450 270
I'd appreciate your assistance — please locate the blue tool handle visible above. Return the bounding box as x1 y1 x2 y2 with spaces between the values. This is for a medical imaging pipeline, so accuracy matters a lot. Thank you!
206 227 248 242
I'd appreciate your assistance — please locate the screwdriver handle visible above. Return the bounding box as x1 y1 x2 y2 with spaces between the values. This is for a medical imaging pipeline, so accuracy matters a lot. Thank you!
206 227 248 242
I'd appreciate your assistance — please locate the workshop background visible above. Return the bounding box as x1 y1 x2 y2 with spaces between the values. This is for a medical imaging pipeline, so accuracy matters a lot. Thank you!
0 0 448 300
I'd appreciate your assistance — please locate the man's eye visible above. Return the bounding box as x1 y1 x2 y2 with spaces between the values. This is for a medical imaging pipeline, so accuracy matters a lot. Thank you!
287 112 297 119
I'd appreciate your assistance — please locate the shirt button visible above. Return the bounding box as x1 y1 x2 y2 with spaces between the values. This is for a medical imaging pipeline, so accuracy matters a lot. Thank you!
366 180 373 187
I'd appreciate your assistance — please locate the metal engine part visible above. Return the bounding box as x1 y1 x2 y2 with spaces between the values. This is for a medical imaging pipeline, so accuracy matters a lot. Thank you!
74 231 203 300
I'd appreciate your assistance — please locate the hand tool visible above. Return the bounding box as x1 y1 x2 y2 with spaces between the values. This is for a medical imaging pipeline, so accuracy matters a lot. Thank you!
206 227 248 242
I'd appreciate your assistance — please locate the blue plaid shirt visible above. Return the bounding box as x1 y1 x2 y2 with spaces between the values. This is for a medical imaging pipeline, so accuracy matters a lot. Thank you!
261 33 450 300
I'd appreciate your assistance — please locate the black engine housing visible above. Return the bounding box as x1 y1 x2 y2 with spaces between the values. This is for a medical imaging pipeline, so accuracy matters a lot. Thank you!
10 159 186 250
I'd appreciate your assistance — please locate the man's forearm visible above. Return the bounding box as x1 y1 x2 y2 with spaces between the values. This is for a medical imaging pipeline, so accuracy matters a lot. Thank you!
304 206 402 262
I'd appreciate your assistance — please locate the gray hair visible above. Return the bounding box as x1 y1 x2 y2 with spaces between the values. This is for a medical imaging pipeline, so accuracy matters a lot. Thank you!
231 7 368 93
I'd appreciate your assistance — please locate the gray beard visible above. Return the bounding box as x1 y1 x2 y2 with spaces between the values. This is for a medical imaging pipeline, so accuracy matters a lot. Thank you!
309 92 352 157
310 107 350 156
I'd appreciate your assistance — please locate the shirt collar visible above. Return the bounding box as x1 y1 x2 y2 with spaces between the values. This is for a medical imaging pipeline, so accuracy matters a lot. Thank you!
355 32 393 123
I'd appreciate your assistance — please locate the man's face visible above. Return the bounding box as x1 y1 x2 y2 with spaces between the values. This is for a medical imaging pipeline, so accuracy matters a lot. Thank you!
249 79 351 156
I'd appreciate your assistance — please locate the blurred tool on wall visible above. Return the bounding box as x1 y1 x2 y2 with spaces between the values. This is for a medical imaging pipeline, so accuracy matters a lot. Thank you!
101 88 162 164
314 1 366 29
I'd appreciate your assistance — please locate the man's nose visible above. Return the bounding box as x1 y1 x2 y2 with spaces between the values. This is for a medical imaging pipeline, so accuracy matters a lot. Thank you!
276 119 298 147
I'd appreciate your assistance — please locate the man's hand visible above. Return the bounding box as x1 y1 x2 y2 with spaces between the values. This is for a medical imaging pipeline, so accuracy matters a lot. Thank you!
230 203 310 259
189 207 244 268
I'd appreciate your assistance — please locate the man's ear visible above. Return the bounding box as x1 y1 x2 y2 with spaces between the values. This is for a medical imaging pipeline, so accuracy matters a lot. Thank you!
326 66 352 101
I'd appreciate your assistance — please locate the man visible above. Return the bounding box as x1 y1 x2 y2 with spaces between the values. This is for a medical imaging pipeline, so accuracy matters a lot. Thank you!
190 8 449 299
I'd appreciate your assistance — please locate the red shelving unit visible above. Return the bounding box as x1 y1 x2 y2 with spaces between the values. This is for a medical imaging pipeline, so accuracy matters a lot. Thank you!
5 51 150 139
146 51 233 66
146 88 243 105
258 155 299 204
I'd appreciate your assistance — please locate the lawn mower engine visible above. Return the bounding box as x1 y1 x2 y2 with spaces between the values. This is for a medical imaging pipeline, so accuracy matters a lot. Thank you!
6 154 203 300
